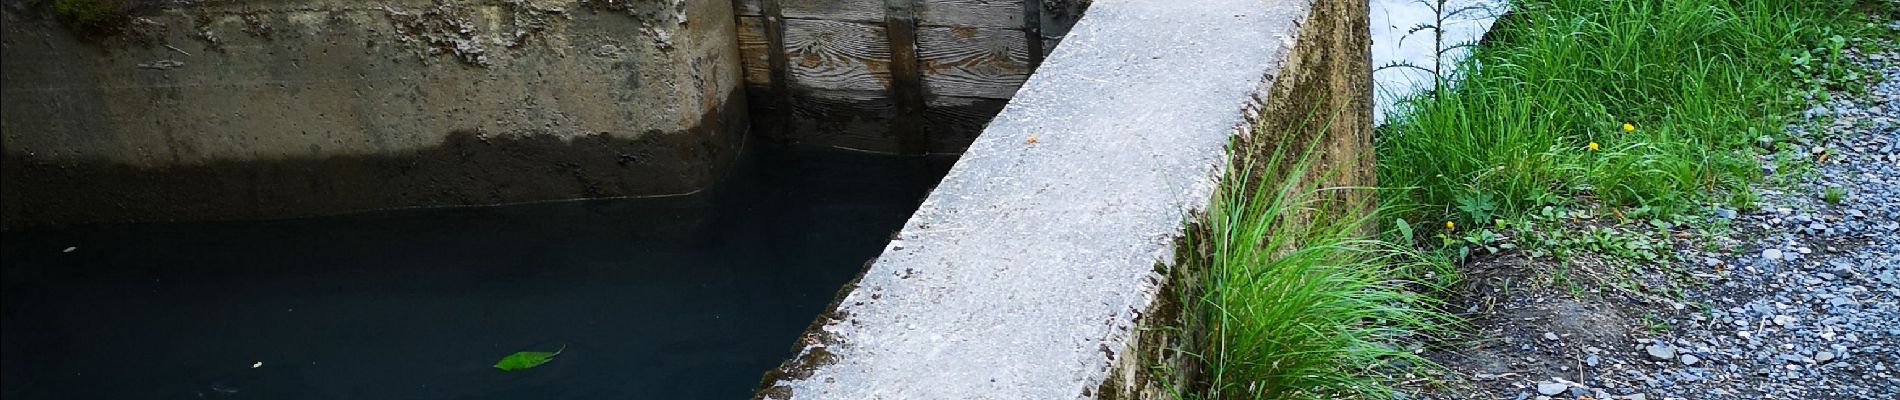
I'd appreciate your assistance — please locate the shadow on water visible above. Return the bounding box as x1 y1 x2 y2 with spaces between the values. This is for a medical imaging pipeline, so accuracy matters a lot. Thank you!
0 146 952 399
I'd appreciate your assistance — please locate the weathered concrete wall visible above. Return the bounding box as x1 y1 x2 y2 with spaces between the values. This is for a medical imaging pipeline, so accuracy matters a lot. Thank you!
753 0 1374 398
0 0 746 228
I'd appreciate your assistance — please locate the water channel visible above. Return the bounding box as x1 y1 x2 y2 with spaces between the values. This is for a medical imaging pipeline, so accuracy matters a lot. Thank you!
0 147 950 399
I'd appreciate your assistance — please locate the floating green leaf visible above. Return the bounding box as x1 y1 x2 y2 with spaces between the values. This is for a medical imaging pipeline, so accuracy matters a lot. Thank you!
493 345 564 371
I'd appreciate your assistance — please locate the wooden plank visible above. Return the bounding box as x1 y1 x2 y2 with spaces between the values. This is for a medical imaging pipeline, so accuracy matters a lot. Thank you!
764 0 795 143
744 83 785 138
784 0 885 22
734 0 763 16
916 0 1024 28
924 95 1009 153
745 83 779 113
1038 0 1089 55
1038 0 1088 38
783 19 893 92
1022 0 1042 67
885 0 928 155
736 16 773 88
916 26 1031 99
792 89 904 153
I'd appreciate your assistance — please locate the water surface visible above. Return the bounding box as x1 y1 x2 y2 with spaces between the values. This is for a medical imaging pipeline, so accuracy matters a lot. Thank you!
1 147 948 400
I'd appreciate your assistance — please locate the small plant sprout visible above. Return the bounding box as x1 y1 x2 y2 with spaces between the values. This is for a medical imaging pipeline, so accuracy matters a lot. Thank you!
1824 186 1847 204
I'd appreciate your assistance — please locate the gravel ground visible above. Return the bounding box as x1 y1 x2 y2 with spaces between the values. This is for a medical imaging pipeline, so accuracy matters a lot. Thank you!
1411 27 1899 400
1629 38 1900 399
1535 37 1892 400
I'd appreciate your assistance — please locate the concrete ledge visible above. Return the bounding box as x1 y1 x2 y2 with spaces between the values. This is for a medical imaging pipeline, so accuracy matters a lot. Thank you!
755 0 1372 398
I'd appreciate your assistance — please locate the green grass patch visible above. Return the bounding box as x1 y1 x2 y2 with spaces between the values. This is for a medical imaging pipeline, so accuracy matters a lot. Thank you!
1175 0 1891 397
1184 148 1453 399
1378 0 1881 233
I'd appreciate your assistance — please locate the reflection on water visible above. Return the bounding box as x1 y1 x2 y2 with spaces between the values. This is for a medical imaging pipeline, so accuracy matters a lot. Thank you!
0 147 949 400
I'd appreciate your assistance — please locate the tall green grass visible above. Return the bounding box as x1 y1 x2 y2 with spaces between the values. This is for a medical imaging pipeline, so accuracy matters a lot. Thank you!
1189 149 1451 400
1379 0 1877 227
1185 1 1884 398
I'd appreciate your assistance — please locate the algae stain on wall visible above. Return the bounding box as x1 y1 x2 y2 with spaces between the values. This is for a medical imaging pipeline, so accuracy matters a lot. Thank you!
0 0 747 228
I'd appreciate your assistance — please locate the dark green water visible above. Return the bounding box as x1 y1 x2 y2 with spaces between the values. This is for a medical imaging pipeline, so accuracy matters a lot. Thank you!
0 148 948 400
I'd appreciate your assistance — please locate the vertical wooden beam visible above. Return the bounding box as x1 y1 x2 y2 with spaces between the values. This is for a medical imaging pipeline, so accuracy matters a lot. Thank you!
1024 0 1044 68
762 0 794 144
884 0 928 155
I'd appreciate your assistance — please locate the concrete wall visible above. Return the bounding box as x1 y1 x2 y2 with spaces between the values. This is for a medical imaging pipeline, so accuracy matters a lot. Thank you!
753 0 1374 398
0 0 746 228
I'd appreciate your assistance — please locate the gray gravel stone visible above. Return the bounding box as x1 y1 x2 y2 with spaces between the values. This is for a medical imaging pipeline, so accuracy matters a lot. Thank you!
1614 40 1900 400
1410 28 1900 400
1646 343 1677 361
1536 382 1568 396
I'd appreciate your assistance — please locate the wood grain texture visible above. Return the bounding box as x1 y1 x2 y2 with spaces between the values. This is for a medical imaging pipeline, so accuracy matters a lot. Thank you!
736 16 773 87
924 95 1008 153
885 0 928 155
763 0 795 143
791 88 903 153
784 0 886 22
916 0 1024 28
916 26 1031 99
734 0 763 16
731 0 1070 154
1022 0 1043 67
783 19 894 92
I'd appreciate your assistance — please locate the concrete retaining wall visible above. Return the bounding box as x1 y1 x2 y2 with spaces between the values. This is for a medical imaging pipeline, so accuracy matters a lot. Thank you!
753 0 1374 398
0 0 746 228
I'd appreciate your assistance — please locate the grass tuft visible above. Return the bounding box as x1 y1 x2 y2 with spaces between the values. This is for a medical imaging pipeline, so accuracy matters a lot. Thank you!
1189 148 1453 400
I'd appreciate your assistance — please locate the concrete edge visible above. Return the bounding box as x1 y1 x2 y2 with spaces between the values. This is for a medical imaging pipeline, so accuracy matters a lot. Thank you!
752 0 1374 398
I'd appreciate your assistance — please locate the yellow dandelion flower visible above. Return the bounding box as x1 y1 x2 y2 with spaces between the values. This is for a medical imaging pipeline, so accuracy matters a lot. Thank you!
1622 123 1635 132
1588 142 1600 151
1445 221 1456 230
